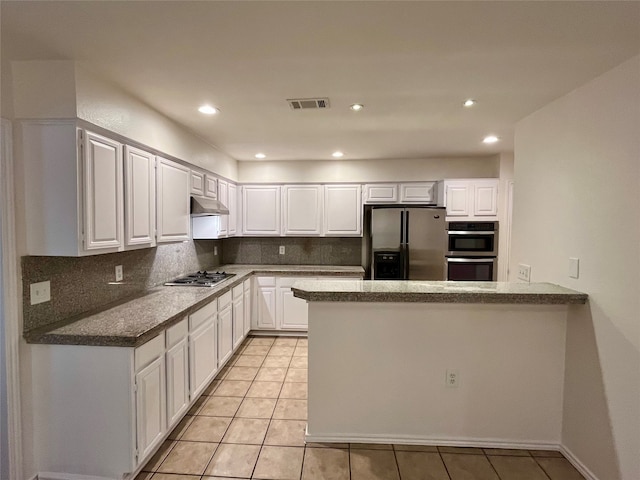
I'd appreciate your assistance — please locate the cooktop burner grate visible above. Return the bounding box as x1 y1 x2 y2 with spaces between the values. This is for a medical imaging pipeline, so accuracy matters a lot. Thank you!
164 271 236 287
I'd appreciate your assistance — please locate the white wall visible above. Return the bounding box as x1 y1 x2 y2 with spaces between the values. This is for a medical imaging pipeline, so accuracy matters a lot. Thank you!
238 156 499 184
511 56 640 480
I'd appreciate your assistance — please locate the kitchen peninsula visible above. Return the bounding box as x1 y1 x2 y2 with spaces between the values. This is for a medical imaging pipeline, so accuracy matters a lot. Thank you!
293 280 587 451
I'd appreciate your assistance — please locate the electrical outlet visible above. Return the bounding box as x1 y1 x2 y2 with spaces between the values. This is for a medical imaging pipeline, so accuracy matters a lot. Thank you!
115 265 123 282
517 264 531 282
214 246 218 256
30 281 51 305
279 246 285 255
446 369 459 388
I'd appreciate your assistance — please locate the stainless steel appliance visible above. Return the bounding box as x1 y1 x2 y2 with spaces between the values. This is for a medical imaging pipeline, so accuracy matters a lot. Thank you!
165 271 235 287
447 221 498 256
445 221 498 281
363 205 447 280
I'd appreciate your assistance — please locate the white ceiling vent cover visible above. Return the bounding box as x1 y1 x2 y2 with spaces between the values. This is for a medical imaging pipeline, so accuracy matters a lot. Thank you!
287 98 330 110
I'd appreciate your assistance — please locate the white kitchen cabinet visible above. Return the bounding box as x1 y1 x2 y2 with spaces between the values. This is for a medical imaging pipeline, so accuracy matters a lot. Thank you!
282 185 323 235
254 277 277 329
218 179 229 237
218 291 234 366
124 145 156 248
243 279 252 336
165 319 189 429
135 354 166 462
228 182 238 236
83 131 124 251
232 284 245 350
242 185 282 236
363 184 398 204
323 184 362 236
204 174 218 198
443 179 498 218
156 157 190 242
276 277 314 330
191 170 205 196
400 182 437 203
189 301 218 398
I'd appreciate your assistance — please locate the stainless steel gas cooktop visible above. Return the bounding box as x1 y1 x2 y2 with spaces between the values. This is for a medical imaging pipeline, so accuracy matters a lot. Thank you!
164 271 236 287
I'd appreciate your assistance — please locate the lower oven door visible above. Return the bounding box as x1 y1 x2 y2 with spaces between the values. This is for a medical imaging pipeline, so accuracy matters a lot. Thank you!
446 257 497 281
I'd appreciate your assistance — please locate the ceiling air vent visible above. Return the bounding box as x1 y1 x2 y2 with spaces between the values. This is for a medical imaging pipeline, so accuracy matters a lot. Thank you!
287 98 330 110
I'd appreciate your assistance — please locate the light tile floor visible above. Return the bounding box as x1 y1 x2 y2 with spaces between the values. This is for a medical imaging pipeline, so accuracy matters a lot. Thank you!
138 336 586 480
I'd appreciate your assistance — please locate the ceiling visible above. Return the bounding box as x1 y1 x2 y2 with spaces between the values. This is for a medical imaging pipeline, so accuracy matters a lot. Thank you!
2 1 639 162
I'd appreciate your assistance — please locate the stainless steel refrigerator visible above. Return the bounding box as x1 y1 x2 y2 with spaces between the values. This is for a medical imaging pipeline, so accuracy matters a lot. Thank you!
363 205 447 280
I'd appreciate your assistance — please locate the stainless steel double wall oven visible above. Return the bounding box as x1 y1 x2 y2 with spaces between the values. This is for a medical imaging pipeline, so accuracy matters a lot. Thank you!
446 221 498 281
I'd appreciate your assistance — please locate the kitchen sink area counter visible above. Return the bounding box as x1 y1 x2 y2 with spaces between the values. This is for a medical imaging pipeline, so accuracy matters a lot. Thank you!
24 264 364 347
292 280 587 304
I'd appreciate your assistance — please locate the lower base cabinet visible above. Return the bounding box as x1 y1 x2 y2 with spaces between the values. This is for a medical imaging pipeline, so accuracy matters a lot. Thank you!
218 291 234 366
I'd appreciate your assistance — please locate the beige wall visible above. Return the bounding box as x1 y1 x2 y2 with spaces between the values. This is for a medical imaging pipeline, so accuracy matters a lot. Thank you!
238 156 500 184
511 56 640 480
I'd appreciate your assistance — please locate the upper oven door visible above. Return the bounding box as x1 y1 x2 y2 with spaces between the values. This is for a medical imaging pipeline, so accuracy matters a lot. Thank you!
447 231 497 256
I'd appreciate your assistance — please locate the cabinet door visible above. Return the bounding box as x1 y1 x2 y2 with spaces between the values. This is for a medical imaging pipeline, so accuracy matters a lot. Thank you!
473 180 499 216
166 338 189 428
242 186 281 236
228 182 237 236
243 280 251 336
218 306 234 366
254 279 277 329
218 179 229 237
204 174 218 199
445 183 471 217
323 184 362 236
364 184 398 204
157 157 190 242
124 145 156 248
189 320 217 398
83 131 123 251
232 297 244 350
277 277 312 330
135 355 166 464
400 182 436 203
191 170 205 196
282 185 323 235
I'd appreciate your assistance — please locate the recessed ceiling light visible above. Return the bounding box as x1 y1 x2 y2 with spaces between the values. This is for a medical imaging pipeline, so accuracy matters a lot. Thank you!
332 151 344 158
482 135 499 144
463 99 476 107
198 105 219 115
255 153 266 159
350 103 364 111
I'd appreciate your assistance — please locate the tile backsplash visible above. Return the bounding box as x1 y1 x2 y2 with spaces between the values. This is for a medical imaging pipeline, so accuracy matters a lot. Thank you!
22 240 221 333
222 237 362 266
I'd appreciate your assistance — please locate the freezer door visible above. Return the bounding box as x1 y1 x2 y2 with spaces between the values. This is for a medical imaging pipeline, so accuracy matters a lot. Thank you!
371 208 403 251
405 208 447 280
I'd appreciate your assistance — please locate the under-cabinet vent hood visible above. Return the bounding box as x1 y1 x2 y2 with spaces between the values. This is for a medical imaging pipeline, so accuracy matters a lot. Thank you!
190 195 229 216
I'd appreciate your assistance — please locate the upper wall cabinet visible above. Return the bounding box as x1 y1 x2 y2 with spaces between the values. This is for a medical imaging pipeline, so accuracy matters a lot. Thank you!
218 179 229 237
124 146 156 248
442 179 498 219
282 185 323 236
20 121 126 256
363 184 398 204
228 182 238 236
324 184 362 236
204 174 218 199
242 185 282 236
190 170 205 196
363 182 436 204
156 157 190 243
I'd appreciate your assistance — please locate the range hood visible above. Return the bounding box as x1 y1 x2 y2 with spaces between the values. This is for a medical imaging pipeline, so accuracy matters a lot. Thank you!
190 195 229 216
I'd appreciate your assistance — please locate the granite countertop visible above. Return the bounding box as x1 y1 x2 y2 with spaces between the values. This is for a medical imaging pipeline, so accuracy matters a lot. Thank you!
25 265 364 348
292 280 588 304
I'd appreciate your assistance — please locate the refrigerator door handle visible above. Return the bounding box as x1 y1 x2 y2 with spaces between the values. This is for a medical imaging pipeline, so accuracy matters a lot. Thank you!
404 210 410 279
399 210 405 244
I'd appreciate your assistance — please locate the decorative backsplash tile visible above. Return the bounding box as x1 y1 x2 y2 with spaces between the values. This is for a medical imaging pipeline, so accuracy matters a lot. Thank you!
222 237 362 266
22 240 221 333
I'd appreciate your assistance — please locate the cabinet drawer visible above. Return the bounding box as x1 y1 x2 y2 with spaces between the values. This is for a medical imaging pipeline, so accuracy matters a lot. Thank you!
232 284 244 300
166 317 188 348
218 291 232 309
135 332 166 371
189 300 217 331
256 276 276 287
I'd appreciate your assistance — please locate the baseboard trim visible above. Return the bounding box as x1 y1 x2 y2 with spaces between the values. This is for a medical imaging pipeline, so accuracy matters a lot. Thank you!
304 428 560 451
559 445 600 480
38 472 117 480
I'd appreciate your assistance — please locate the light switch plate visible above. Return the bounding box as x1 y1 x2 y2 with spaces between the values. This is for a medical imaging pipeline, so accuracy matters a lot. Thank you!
569 258 579 279
30 281 51 305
